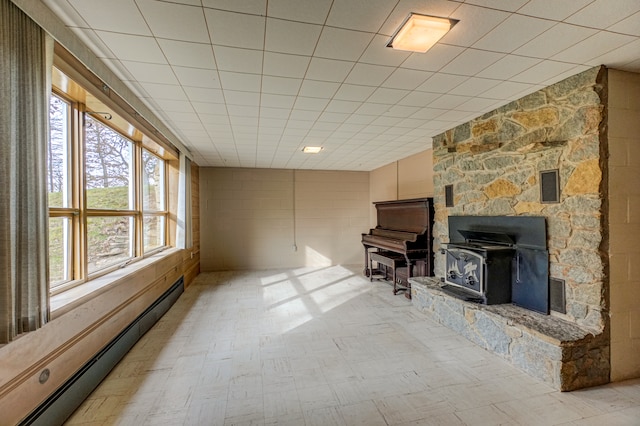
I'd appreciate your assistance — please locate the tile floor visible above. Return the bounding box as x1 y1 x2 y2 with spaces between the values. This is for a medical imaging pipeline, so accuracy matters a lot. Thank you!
66 266 640 425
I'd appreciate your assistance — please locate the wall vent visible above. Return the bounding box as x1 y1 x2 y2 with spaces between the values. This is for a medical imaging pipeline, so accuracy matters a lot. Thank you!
445 184 454 207
540 169 560 203
549 277 566 314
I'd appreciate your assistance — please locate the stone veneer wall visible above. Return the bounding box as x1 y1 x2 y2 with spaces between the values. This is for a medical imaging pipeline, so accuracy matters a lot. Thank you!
432 66 608 333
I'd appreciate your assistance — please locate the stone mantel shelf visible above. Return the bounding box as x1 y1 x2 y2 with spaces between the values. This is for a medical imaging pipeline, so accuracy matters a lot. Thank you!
410 276 609 391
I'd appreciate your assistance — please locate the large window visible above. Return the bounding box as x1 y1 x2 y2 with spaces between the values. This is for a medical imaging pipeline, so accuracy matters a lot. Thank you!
48 75 169 291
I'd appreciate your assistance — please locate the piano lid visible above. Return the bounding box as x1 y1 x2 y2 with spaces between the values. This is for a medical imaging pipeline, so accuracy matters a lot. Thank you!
373 198 432 234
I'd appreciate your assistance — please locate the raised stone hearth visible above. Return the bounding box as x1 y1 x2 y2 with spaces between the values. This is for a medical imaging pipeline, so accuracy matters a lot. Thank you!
411 277 609 391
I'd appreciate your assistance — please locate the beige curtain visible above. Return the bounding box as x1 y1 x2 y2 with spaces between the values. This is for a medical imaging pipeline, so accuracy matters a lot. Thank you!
0 0 51 343
176 153 192 249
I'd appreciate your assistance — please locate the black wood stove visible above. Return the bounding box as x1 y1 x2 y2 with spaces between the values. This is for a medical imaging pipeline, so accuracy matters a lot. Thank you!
441 216 550 313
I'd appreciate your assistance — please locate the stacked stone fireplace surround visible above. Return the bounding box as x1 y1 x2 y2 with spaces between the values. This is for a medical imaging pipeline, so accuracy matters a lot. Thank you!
410 66 610 391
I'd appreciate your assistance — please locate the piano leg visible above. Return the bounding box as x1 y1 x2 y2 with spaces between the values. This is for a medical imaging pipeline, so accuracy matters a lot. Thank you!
404 255 412 300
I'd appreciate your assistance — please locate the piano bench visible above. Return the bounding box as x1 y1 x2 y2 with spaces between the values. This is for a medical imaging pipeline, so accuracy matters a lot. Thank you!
369 251 407 294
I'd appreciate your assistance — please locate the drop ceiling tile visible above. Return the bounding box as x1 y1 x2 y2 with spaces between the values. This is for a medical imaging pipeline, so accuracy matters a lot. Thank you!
263 52 311 78
173 66 220 89
541 65 591 86
192 102 228 115
473 14 556 53
410 108 448 120
588 39 640 69
397 91 441 107
436 109 479 122
139 83 187 100
265 18 323 55
513 23 599 59
337 123 367 132
267 0 333 24
224 90 261 106
333 85 377 102
325 100 362 114
608 11 640 36
286 120 313 130
167 111 202 123
480 81 535 100
293 97 331 111
457 97 503 112
213 46 263 74
314 27 374 61
157 39 216 69
326 0 396 32
367 88 410 104
199 114 229 125
121 61 178 85
261 76 303 96
416 73 468 94
345 114 376 125
565 0 640 30
441 4 510 48
463 0 528 11
201 0 266 14
440 49 506 76
218 71 261 91
203 122 232 133
511 61 575 84
153 98 195 113
359 35 411 67
517 0 593 20
477 55 542 80
382 69 433 90
261 94 296 109
449 77 501 96
399 44 465 72
428 94 471 109
345 63 395 86
298 80 341 98
66 0 150 35
230 115 259 126
395 117 427 128
289 109 322 121
305 58 355 82
95 32 165 63
551 31 636 64
385 105 420 118
355 102 392 115
136 0 209 42
318 112 349 123
205 9 265 50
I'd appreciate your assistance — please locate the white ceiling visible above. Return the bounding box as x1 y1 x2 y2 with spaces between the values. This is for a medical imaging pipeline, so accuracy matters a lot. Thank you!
42 0 640 171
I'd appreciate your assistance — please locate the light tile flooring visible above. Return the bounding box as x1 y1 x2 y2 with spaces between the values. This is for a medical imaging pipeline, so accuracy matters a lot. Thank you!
66 266 640 425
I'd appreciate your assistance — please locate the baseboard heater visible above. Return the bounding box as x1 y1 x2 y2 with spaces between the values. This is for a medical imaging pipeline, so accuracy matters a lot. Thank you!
20 276 185 426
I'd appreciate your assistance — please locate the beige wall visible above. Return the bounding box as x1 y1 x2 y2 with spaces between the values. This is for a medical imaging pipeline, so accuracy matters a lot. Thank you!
369 149 434 226
608 69 640 381
200 168 369 270
398 150 434 200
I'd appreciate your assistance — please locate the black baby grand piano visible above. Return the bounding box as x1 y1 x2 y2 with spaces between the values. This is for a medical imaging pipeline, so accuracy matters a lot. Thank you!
362 198 434 296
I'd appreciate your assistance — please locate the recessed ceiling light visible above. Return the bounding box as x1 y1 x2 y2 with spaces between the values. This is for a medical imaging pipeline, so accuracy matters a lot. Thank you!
387 13 458 53
302 146 323 154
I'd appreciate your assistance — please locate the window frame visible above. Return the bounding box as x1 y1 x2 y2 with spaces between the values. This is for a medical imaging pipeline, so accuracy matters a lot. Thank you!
48 68 172 295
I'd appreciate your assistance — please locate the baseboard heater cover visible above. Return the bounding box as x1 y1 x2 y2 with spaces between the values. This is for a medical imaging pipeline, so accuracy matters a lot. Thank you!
20 276 185 426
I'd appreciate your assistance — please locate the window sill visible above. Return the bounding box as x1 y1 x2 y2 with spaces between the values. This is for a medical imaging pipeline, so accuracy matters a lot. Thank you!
50 248 181 318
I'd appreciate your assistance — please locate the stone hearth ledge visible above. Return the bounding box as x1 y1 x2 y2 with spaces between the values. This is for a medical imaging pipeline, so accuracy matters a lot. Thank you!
410 277 610 391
